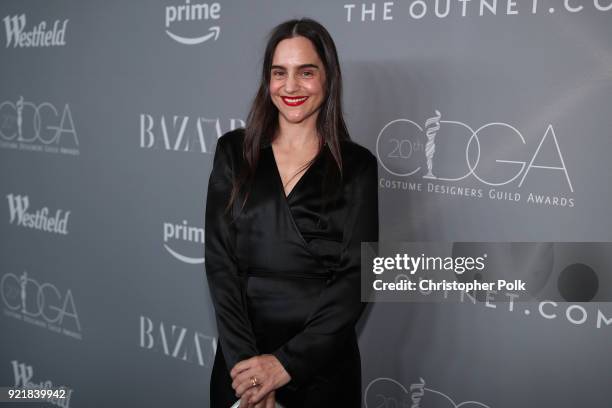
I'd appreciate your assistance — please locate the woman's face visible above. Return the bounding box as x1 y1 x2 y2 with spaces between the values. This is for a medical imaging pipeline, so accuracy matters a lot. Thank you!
269 36 327 127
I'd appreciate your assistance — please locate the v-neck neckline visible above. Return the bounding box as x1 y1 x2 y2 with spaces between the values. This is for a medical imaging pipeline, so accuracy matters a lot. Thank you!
269 143 324 202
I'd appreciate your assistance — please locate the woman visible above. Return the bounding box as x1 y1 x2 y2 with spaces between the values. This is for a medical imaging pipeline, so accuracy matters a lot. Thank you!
205 18 379 408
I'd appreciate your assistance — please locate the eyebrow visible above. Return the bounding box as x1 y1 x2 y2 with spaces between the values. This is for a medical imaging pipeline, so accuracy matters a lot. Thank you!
270 64 320 70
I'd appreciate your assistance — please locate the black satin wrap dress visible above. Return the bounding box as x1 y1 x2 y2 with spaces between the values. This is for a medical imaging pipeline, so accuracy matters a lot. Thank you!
205 128 379 407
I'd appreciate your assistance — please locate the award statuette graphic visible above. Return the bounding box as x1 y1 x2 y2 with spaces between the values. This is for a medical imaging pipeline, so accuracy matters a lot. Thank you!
365 376 491 408
423 110 441 179
20 270 27 312
16 95 24 140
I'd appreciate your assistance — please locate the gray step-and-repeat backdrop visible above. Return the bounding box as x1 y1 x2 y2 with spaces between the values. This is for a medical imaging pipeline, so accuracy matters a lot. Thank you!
1 1 611 407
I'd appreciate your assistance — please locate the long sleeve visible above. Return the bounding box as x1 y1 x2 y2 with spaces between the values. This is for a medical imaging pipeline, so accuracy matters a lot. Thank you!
205 136 259 371
272 152 379 390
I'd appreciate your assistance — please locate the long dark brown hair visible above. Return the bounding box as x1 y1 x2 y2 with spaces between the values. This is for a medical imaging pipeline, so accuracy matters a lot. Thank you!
226 18 350 214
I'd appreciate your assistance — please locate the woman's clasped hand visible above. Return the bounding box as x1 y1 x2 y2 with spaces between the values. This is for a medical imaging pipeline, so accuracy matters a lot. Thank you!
230 354 292 407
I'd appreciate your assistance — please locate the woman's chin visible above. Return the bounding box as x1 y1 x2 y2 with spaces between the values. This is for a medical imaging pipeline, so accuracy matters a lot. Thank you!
280 111 315 125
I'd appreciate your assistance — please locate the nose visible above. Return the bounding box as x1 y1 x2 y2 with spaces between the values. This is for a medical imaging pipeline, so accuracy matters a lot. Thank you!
284 74 298 93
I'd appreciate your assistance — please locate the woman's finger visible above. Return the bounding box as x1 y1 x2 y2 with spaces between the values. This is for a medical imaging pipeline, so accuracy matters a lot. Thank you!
230 357 254 379
253 397 266 408
258 392 270 408
234 370 265 397
234 366 267 391
253 390 273 408
232 366 255 392
240 387 256 408
265 391 275 408
248 382 274 406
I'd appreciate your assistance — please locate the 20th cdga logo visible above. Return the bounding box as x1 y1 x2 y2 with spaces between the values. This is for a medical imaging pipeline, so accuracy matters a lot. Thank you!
377 110 574 207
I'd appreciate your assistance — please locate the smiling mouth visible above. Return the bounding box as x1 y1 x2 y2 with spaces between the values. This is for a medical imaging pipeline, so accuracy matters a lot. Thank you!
281 96 309 106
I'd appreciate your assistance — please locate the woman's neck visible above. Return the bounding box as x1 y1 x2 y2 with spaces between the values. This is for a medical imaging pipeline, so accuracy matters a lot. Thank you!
274 115 320 150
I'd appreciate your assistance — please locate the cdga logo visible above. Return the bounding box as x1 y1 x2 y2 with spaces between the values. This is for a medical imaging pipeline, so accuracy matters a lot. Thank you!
0 96 79 155
1 271 82 340
376 110 573 192
365 376 490 408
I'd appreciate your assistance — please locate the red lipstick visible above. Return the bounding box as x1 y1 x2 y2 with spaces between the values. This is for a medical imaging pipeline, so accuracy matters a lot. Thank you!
281 96 308 106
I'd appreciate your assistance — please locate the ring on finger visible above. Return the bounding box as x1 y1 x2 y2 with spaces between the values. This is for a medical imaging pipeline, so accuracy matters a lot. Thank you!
250 376 260 387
